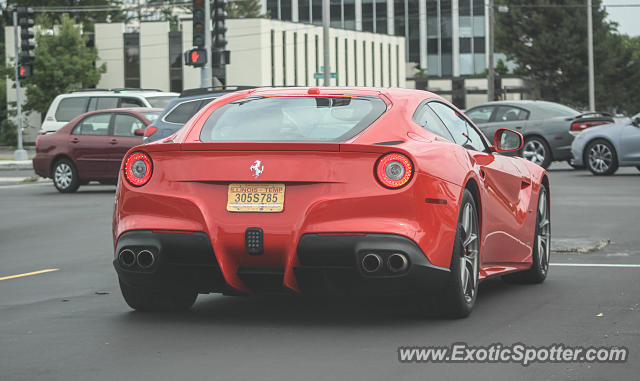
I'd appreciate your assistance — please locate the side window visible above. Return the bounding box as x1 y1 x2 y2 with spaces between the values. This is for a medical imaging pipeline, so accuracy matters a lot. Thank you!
164 100 202 124
465 106 495 124
96 97 119 110
120 97 145 108
113 114 144 137
72 113 111 136
428 102 487 152
55 97 89 122
494 106 529 122
412 104 454 141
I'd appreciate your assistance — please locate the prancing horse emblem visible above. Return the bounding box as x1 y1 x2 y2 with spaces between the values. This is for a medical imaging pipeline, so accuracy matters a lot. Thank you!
250 160 264 178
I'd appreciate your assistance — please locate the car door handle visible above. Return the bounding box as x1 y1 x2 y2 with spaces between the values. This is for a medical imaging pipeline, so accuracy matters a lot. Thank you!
71 138 79 144
109 139 118 145
515 126 523 130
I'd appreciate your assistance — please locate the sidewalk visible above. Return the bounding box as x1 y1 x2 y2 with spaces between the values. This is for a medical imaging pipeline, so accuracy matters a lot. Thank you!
0 146 35 170
0 160 33 169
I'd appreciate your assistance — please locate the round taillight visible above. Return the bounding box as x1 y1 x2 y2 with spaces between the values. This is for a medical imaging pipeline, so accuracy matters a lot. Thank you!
124 152 153 187
375 153 413 189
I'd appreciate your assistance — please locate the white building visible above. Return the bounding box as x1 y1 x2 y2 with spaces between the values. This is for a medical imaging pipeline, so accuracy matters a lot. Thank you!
93 18 406 90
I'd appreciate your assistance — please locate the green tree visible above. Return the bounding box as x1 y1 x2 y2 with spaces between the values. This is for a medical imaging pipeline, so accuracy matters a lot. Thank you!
495 0 640 114
227 0 264 18
21 14 106 117
3 1 126 31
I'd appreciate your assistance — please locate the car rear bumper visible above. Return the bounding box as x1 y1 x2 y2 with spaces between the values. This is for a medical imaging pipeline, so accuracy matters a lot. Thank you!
32 155 51 178
114 230 451 296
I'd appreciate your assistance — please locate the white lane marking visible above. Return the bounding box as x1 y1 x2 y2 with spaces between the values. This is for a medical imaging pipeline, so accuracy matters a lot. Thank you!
551 263 640 268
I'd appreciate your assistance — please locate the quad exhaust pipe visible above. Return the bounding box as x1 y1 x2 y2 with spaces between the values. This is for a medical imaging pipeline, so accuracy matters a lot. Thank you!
362 253 383 273
136 250 156 269
118 248 156 269
118 249 136 268
387 253 409 273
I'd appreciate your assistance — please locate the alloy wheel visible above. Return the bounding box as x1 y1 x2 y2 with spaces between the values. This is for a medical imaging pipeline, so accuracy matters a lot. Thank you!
460 202 479 304
588 143 613 174
523 140 546 165
54 163 73 189
537 189 550 275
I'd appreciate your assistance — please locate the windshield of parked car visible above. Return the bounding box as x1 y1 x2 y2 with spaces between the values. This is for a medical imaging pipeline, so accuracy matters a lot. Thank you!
539 102 581 118
199 96 387 142
141 111 161 122
146 96 177 108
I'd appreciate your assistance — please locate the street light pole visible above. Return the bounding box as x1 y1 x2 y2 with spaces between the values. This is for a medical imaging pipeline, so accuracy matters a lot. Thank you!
587 0 595 111
322 0 330 86
487 0 495 102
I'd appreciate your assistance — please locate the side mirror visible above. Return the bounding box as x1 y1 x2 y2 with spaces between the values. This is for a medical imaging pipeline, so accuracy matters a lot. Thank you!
134 128 145 136
492 128 523 152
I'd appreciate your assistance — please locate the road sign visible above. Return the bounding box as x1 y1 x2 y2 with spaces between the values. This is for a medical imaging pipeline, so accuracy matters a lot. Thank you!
313 72 336 79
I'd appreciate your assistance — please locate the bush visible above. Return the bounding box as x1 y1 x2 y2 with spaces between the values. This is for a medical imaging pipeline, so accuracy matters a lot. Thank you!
0 119 17 146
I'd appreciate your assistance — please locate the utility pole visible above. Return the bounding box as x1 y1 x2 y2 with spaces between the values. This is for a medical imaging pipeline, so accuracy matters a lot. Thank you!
12 11 27 161
322 0 330 86
201 0 213 88
587 0 595 111
487 0 495 102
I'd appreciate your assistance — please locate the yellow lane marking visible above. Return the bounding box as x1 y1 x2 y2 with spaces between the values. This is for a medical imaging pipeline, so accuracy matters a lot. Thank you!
0 268 59 281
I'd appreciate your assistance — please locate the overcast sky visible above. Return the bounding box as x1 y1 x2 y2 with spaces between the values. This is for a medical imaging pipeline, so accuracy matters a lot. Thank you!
603 0 640 36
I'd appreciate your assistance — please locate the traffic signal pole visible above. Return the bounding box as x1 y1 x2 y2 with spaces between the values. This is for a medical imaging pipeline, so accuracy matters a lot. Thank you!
12 10 27 161
201 0 213 88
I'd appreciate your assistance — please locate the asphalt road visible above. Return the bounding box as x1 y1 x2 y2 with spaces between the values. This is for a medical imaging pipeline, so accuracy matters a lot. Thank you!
1 164 639 380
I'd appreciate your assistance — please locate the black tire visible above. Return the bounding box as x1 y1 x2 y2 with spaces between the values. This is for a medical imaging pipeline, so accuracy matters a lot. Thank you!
431 189 480 319
52 158 80 193
521 136 552 169
636 166 640 172
585 139 618 176
567 160 585 170
502 183 550 284
119 279 197 312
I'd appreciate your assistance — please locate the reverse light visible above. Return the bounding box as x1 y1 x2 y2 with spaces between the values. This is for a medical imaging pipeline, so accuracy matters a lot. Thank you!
124 152 153 186
144 126 158 138
375 153 413 189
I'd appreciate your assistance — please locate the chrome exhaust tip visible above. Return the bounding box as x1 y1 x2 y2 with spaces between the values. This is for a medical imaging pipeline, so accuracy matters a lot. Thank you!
388 253 409 273
136 250 156 269
362 253 383 273
118 249 136 268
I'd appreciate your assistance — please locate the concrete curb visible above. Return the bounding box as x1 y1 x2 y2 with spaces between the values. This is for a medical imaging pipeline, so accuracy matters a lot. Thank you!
0 160 33 170
0 176 49 184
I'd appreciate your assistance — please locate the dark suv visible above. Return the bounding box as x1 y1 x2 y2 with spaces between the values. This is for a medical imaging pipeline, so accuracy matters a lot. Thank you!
143 86 255 143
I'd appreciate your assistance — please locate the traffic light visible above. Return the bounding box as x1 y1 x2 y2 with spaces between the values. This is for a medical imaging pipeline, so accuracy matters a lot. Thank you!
17 6 35 77
184 48 208 67
16 7 36 79
18 64 32 79
212 0 229 67
192 0 206 47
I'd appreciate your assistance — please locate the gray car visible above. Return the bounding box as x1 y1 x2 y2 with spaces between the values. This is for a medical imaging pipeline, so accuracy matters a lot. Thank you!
465 100 613 168
571 113 640 175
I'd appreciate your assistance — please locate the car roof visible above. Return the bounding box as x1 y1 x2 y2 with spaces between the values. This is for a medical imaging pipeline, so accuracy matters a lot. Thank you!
58 90 178 97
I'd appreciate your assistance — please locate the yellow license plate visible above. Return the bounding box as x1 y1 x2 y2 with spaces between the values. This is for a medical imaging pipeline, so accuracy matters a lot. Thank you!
227 183 285 212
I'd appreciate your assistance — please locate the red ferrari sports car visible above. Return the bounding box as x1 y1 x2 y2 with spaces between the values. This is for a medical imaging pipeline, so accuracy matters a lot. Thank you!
113 87 550 318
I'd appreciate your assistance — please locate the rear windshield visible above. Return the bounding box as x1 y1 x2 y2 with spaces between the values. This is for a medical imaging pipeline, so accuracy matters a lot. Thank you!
538 102 581 118
199 95 386 142
146 96 177 108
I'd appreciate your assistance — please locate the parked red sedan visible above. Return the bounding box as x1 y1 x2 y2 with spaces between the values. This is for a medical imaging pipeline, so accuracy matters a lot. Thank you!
33 108 161 192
